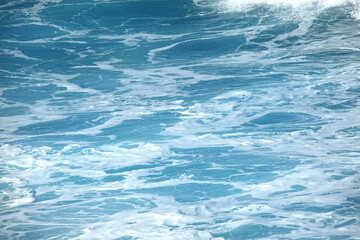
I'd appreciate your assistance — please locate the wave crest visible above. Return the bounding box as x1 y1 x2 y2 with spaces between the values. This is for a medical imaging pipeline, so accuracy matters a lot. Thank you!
194 0 360 19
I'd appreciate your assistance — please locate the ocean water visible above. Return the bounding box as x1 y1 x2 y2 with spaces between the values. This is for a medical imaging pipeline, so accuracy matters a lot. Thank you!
1 0 360 239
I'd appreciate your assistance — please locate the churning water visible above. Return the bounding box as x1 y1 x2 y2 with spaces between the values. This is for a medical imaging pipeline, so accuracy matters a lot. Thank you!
1 0 360 239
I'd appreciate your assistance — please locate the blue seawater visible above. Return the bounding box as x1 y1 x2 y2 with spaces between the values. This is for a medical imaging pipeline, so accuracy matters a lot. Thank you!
1 0 360 239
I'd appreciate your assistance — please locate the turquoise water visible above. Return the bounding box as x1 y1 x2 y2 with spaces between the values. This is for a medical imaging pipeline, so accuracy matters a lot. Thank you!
1 0 360 239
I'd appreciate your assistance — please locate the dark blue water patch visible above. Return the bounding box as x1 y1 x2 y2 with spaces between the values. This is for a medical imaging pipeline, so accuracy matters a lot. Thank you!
244 115 323 133
346 86 360 94
10 134 112 150
254 22 300 43
60 39 130 60
0 0 39 11
78 194 156 210
340 169 358 176
313 100 357 110
235 194 263 203
330 169 358 180
143 162 213 183
336 126 360 137
52 92 96 101
38 200 80 207
50 172 65 179
269 185 307 197
240 123 322 134
7 44 59 64
130 183 241 203
115 237 134 240
184 61 261 76
0 209 21 218
1 84 66 104
6 226 75 240
0 74 26 88
146 160 279 184
170 146 233 160
167 13 235 31
105 164 162 175
99 198 137 209
77 198 136 210
96 203 135 215
28 174 96 190
306 19 351 43
7 224 64 232
229 172 279 184
274 36 301 48
177 77 257 103
3 24 68 42
171 148 299 171
212 224 293 239
99 111 181 141
330 175 346 180
253 213 279 219
60 198 136 216
313 82 342 93
102 175 126 183
332 236 354 240
334 219 356 228
194 168 240 180
295 238 329 240
34 192 61 203
347 196 360 204
158 35 247 59
304 48 360 63
238 43 268 52
17 42 88 65
0 106 29 117
270 61 329 76
284 203 342 213
15 112 111 135
180 77 248 101
62 175 98 185
87 0 197 19
335 203 360 219
217 154 296 172
39 0 198 31
25 208 101 225
251 34 276 44
0 182 10 192
191 152 296 183
0 52 37 72
40 2 98 30
250 112 320 125
183 73 288 96
68 73 124 92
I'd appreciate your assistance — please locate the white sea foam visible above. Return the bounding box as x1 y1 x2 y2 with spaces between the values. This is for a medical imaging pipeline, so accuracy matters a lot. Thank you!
1 140 359 239
194 0 360 11
194 0 360 19
73 161 360 239
1 0 360 238
1 49 39 61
